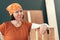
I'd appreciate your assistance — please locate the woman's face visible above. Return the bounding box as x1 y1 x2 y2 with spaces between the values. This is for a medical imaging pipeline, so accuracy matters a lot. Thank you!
13 9 23 21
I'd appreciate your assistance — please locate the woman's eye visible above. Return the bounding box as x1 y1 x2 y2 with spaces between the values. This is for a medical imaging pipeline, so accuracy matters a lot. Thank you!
15 10 23 13
20 10 22 12
15 11 19 13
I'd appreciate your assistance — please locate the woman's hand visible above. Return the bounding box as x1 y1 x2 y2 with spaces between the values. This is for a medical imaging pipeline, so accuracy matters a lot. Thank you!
40 23 48 34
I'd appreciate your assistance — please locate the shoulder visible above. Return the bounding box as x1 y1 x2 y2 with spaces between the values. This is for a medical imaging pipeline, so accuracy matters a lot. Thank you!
23 21 32 26
0 21 11 31
4 21 11 24
0 21 11 27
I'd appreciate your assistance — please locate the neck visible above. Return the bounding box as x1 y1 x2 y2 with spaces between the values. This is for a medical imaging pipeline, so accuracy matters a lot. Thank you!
15 20 21 24
11 20 22 27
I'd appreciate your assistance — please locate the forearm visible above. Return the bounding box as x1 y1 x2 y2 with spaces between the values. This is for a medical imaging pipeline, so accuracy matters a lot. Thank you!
31 23 49 29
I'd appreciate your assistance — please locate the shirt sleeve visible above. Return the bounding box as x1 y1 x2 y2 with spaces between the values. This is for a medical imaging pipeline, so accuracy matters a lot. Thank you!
27 23 32 32
0 23 6 35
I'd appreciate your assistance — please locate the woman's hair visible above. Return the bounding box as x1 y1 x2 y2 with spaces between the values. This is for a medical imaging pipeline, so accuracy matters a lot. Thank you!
10 15 15 20
10 15 24 20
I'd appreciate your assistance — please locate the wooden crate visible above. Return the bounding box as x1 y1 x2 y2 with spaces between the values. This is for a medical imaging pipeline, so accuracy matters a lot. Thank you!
30 28 55 40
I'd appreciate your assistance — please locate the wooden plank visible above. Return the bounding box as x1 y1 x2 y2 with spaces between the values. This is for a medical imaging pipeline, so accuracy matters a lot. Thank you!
49 28 55 40
30 29 36 40
38 28 42 40
43 30 48 40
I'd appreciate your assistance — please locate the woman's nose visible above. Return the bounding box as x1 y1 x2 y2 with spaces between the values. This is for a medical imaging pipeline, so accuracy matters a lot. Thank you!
18 13 21 16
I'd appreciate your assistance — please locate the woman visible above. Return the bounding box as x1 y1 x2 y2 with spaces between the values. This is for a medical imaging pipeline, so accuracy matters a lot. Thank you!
0 3 48 40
